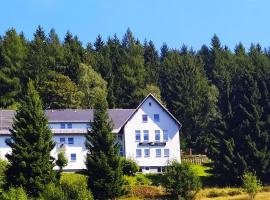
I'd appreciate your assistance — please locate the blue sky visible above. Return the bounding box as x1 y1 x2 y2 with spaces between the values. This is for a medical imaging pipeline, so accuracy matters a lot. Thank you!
1 0 270 50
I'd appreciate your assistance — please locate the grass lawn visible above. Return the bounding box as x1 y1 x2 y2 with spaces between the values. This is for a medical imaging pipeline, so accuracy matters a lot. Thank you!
190 163 212 177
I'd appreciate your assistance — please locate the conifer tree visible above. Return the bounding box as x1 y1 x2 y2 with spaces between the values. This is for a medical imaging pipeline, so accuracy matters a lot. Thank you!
85 91 124 199
5 80 56 197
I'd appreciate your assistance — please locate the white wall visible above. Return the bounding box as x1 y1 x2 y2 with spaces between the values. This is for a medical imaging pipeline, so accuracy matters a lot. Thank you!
0 134 87 171
124 96 181 167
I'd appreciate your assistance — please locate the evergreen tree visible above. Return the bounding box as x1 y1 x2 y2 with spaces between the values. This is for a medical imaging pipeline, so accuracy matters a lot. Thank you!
85 91 124 199
0 29 27 108
143 40 160 84
5 80 56 197
25 26 49 90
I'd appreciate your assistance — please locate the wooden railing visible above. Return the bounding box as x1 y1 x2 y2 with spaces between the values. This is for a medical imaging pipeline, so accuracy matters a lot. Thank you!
181 155 210 165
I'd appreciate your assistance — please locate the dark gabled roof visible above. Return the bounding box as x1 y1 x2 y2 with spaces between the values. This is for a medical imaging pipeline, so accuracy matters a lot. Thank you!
0 109 135 131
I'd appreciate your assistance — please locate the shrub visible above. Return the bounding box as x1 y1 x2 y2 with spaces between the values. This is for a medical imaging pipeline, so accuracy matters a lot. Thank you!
41 183 67 200
131 185 166 199
163 161 201 200
242 171 262 200
1 187 28 200
135 174 151 185
0 159 8 193
61 173 93 200
121 158 140 176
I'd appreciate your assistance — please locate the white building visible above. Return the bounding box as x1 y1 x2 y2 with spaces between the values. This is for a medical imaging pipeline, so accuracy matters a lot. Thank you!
0 94 182 173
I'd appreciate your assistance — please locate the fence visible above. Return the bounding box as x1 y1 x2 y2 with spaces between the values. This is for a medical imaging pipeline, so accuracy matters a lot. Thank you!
181 154 210 165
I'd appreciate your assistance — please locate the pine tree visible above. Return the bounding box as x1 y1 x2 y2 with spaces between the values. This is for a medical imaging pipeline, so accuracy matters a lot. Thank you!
85 91 124 199
5 80 56 197
0 29 27 108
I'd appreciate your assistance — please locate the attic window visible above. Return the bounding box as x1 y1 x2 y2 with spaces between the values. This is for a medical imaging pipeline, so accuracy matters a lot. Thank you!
149 102 152 106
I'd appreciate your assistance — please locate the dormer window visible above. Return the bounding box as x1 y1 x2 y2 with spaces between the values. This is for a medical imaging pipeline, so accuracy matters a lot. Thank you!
154 114 160 122
142 114 148 122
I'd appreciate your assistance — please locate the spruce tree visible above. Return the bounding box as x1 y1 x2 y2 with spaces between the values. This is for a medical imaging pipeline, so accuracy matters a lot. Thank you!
5 80 56 197
85 91 124 199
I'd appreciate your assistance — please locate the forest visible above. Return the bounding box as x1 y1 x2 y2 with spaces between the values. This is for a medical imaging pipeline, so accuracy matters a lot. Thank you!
1 26 270 184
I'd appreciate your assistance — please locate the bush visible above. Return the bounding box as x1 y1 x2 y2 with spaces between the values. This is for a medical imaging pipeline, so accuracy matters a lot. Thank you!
242 171 262 200
1 187 28 200
61 173 93 200
163 161 201 200
121 158 139 176
131 185 166 199
0 159 8 193
41 183 67 200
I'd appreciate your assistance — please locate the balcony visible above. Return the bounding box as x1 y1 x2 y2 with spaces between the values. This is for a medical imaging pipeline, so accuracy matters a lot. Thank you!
138 141 166 146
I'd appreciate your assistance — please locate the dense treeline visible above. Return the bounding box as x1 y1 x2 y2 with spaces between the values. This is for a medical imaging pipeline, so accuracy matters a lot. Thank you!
1 26 270 183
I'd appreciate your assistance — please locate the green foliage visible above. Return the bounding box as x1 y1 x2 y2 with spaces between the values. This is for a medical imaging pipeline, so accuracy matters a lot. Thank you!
85 91 125 199
163 161 201 200
40 71 81 109
5 80 57 197
55 151 68 179
78 63 107 108
41 183 67 200
60 173 93 200
242 172 262 200
0 159 8 193
1 187 28 200
121 157 139 176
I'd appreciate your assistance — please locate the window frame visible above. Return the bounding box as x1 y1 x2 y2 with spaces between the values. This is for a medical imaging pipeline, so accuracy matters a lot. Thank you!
70 153 76 162
135 130 141 141
60 123 65 129
136 149 142 157
163 130 169 141
143 130 149 141
68 137 74 145
142 114 148 123
156 149 161 157
60 137 66 144
154 114 160 122
144 149 150 157
155 130 160 141
67 123 72 129
164 149 170 157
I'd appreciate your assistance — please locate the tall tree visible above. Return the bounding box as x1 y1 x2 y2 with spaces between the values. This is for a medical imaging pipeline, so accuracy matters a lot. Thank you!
160 51 219 152
85 91 124 199
0 29 27 108
5 80 56 197
40 71 81 109
25 26 49 90
78 63 107 108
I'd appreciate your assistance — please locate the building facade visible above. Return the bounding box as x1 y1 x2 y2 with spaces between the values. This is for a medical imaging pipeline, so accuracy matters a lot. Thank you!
0 94 181 173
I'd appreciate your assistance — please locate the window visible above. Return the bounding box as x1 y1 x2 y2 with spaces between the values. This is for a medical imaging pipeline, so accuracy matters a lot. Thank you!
143 130 149 141
142 114 148 122
149 102 152 106
163 130 169 141
60 138 65 144
86 123 91 129
135 130 141 141
118 135 123 141
67 123 72 129
144 149 150 157
68 137 74 145
154 114 160 122
119 146 124 156
155 130 160 141
156 149 161 157
60 123 65 129
136 149 142 157
70 153 76 161
164 149 170 157
157 167 162 173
